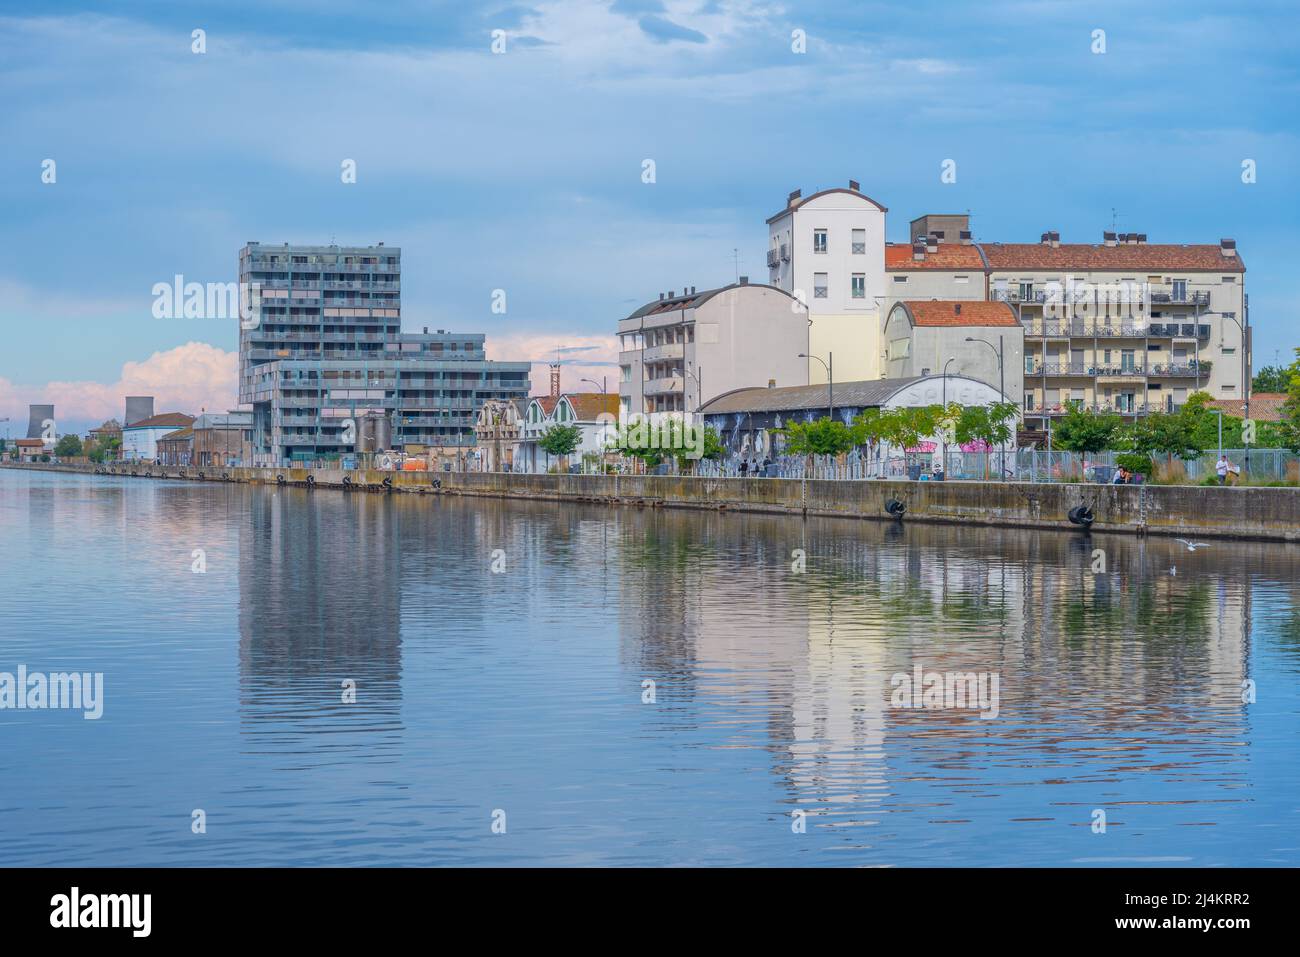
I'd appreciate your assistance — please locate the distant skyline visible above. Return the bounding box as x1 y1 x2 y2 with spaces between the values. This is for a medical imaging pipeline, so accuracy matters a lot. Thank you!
2 1 1297 434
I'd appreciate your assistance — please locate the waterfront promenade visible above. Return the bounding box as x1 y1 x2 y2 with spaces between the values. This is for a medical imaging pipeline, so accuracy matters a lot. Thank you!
6 461 1300 543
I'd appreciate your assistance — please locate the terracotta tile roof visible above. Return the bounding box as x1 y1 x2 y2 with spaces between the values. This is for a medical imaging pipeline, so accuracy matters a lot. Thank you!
900 300 1020 327
159 427 194 441
123 412 195 430
530 396 559 416
562 393 619 421
885 242 986 271
16 438 46 447
979 243 1244 272
1202 393 1287 422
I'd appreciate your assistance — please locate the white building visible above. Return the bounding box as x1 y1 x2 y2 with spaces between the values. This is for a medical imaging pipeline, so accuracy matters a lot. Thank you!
517 392 619 473
766 182 888 385
618 280 807 417
121 412 195 462
882 300 1025 406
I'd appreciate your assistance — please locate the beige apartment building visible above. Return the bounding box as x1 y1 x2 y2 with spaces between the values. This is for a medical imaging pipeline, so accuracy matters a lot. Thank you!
617 280 807 416
886 216 1248 430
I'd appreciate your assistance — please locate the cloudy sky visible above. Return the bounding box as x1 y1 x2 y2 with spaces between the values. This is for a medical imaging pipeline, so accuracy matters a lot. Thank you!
1 0 1296 434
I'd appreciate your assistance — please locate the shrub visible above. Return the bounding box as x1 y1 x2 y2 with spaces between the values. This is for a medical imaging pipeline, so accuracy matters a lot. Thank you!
1115 453 1153 476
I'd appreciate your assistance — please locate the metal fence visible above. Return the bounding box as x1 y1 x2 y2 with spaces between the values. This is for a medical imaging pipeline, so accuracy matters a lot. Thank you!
688 448 1300 484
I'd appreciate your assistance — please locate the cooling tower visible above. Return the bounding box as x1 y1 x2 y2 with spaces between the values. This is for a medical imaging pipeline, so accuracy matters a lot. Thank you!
124 396 155 427
26 404 54 439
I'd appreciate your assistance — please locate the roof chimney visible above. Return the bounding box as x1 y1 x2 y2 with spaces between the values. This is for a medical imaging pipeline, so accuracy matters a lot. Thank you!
1220 238 1237 257
659 292 665 300
954 303 962 316
787 189 801 207
690 285 696 294
1103 231 1117 247
926 234 938 253
960 229 973 245
1136 233 1147 244
768 378 776 389
738 276 748 285
549 363 561 400
912 240 926 262
669 290 675 298
1040 232 1051 245
848 179 860 192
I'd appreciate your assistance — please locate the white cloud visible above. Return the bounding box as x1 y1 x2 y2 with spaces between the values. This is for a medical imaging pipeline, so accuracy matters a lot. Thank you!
483 331 620 395
0 342 238 431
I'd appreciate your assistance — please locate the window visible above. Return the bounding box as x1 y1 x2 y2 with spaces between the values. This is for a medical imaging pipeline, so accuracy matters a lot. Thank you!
1222 347 1235 355
1223 384 1237 392
893 275 908 284
1019 282 1034 301
955 275 969 284
851 274 865 299
814 273 828 298
852 229 865 254
1171 279 1187 300
813 229 827 254
1222 276 1237 283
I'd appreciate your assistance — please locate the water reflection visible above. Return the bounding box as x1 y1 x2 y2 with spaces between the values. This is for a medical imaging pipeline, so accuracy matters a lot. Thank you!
0 469 1295 866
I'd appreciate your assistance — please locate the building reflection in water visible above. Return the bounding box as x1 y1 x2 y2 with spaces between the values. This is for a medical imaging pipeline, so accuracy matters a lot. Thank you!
238 487 404 761
610 507 1262 840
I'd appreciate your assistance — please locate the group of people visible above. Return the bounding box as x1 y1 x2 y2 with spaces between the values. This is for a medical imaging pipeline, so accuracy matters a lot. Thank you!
1110 466 1144 485
738 457 773 478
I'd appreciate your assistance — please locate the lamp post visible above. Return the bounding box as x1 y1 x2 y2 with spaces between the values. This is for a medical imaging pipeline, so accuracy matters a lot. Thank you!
1213 309 1251 475
684 366 703 413
941 357 957 480
966 335 1007 478
799 352 833 420
580 376 607 394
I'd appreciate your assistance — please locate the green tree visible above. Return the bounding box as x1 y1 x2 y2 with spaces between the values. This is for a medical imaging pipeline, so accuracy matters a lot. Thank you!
777 417 857 456
1127 408 1204 469
954 401 1019 479
54 434 83 458
1253 365 1293 394
608 420 722 470
1053 401 1122 453
1279 351 1300 452
537 424 582 470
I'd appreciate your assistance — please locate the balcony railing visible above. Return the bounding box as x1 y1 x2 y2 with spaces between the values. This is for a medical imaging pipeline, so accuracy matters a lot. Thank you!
1028 361 1208 379
1024 320 1211 339
1150 290 1210 306
644 376 684 396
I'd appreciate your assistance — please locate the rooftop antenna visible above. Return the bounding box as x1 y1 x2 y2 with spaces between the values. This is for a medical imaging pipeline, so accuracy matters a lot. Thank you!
733 248 741 282
1110 207 1121 232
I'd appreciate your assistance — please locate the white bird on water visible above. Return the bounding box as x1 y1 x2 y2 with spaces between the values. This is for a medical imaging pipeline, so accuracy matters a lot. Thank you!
1175 539 1210 552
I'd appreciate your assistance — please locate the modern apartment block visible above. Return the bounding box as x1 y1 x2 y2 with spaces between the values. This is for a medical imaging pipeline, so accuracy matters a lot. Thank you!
617 280 806 417
888 220 1248 429
238 242 530 465
766 182 887 385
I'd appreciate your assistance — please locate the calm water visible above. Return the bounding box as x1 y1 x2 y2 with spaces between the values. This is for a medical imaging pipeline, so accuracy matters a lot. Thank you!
1 469 1298 867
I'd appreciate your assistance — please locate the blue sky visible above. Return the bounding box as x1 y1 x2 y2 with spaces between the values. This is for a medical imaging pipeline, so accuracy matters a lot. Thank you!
1 0 1297 432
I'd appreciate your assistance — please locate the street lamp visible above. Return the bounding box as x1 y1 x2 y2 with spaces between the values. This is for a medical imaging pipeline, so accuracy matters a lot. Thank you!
684 366 703 413
798 352 833 420
941 357 957 480
966 335 1007 478
580 376 607 394
1210 309 1251 474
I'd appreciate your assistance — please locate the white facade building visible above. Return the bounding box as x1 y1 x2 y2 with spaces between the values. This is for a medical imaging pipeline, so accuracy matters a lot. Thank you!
618 280 807 418
766 182 888 385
